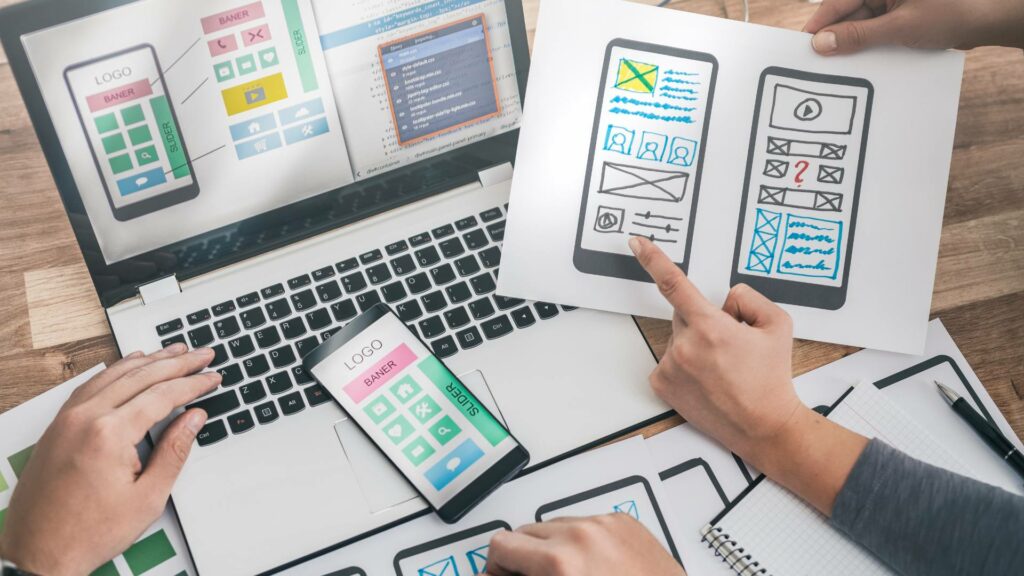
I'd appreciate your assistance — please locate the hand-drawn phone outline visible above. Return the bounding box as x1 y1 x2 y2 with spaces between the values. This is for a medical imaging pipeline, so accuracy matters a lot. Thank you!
658 457 732 509
730 67 873 310
573 39 718 283
392 519 512 576
535 475 681 562
64 44 199 221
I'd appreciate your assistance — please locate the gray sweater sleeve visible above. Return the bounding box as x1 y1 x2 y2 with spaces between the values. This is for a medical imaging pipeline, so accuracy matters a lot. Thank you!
829 439 1024 576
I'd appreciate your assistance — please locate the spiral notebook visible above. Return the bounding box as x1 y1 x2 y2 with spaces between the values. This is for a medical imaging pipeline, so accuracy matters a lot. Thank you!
699 382 968 576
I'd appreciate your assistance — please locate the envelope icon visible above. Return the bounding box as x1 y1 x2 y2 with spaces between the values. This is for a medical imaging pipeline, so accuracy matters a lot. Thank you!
817 164 845 184
819 143 846 160
466 544 490 575
763 159 788 178
598 162 689 203
418 555 456 576
746 209 781 274
613 499 640 520
814 191 843 211
766 136 791 156
758 185 786 205
615 58 658 94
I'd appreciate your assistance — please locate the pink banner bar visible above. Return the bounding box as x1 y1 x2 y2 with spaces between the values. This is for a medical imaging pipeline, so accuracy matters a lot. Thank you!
86 79 153 113
201 2 265 34
343 344 417 404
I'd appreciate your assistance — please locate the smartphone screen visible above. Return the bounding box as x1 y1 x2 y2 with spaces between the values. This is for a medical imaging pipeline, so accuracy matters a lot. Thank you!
64 44 198 221
304 304 529 523
731 67 873 310
574 39 717 282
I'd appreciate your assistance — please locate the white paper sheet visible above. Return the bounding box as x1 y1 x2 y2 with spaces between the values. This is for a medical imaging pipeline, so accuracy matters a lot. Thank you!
0 364 195 576
500 0 964 354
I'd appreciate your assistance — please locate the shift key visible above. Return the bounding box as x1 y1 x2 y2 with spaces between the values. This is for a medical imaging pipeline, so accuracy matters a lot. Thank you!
187 389 241 419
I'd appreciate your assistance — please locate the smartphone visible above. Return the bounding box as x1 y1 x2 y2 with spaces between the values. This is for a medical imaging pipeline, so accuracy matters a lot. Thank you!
731 67 873 310
303 304 530 524
64 44 198 221
574 39 717 282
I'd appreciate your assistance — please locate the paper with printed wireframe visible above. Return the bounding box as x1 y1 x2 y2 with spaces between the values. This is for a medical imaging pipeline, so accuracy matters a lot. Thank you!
500 0 964 354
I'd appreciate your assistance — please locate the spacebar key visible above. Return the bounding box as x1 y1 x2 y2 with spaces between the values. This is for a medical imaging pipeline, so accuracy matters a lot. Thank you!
187 390 241 419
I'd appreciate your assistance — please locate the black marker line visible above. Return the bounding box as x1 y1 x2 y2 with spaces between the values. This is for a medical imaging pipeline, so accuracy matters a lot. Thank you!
181 77 208 105
632 221 679 233
635 211 684 221
155 37 201 83
628 232 678 244
163 144 226 176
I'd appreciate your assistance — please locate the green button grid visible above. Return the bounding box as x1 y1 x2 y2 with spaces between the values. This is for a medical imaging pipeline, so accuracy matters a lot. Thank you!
283 0 318 92
390 375 421 405
236 54 257 76
121 104 145 126
135 145 159 167
127 124 152 146
124 529 175 575
402 436 435 466
419 356 509 447
364 395 396 424
109 154 133 175
90 560 118 576
410 394 441 425
95 112 118 134
8 444 35 479
102 133 126 154
214 61 235 83
382 414 414 445
429 415 461 446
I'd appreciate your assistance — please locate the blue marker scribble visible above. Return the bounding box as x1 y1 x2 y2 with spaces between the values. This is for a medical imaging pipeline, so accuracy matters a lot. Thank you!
777 214 843 280
608 107 695 124
664 78 701 86
661 86 699 95
661 94 699 102
786 220 832 231
609 96 694 111
786 232 836 243
664 70 700 76
784 246 836 255
781 261 832 271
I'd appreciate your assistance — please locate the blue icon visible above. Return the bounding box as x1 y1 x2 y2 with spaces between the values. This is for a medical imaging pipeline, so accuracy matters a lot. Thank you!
603 125 634 155
278 98 326 126
283 116 330 145
115 167 167 196
235 132 283 160
666 136 698 167
636 131 668 162
425 439 484 491
229 113 277 142
613 500 639 520
417 555 457 576
466 545 489 574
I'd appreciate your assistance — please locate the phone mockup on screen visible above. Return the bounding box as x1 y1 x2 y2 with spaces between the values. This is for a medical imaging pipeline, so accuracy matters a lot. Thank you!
731 67 873 310
574 39 717 282
303 304 530 524
64 44 198 221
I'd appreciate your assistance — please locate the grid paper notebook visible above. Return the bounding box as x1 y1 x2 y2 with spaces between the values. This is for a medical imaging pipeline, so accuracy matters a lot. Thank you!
699 382 968 576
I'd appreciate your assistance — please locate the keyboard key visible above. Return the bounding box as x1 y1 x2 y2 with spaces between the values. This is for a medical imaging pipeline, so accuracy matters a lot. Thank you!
382 281 407 303
240 308 267 330
486 220 506 242
237 292 260 308
266 371 293 394
396 300 424 322
187 309 211 325
470 273 496 295
445 281 471 304
197 420 228 446
454 255 480 277
316 281 342 303
511 306 536 328
481 315 514 340
305 308 331 331
265 298 292 320
455 215 478 230
409 232 431 247
156 319 183 336
161 334 186 348
494 295 524 311
211 344 229 367
291 364 313 384
254 326 281 349
562 306 578 312
321 328 340 341
406 272 430 294
228 334 255 358
366 263 392 285
419 316 446 339
261 284 285 299
295 336 319 358
480 207 502 222
431 336 458 359
312 266 335 282
391 254 416 276
469 297 496 320
432 224 455 239
415 246 441 267
330 299 358 322
254 401 279 424
279 391 305 415
291 289 316 311
188 389 240 419
213 300 236 316
422 291 446 313
444 306 471 329
217 364 244 387
341 272 368 293
439 238 465 259
463 229 489 251
359 249 383 264
227 410 255 434
270 344 297 368
386 240 409 255
215 316 241 339
188 325 215 348
430 263 456 285
281 317 307 339
288 274 311 290
240 381 267 404
243 355 270 378
356 290 381 312
456 327 483 350
305 384 331 407
479 246 501 268
534 302 560 319
335 257 359 273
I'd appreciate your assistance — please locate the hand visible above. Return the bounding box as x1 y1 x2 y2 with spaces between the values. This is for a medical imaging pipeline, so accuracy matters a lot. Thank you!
0 345 221 576
803 0 1024 55
485 515 682 576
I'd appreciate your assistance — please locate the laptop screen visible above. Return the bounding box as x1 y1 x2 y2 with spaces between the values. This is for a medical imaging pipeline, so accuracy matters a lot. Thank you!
9 0 525 290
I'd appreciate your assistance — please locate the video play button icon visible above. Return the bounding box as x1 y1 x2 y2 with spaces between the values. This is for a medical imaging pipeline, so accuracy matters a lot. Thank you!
794 97 823 121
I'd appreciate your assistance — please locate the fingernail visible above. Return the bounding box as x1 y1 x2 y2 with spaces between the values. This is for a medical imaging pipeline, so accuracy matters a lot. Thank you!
206 371 223 385
164 342 187 353
812 31 837 53
194 347 215 357
628 236 643 257
127 350 144 359
185 409 207 434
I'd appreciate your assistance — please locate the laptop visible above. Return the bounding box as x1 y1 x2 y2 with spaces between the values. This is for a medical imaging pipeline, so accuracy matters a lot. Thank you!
0 0 671 573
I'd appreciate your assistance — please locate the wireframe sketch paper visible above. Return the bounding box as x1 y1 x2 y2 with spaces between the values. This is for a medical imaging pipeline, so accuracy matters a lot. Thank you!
499 0 965 353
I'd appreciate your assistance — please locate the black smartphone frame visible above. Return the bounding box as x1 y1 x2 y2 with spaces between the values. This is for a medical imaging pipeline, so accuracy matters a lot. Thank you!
730 67 873 310
573 38 718 282
303 303 530 525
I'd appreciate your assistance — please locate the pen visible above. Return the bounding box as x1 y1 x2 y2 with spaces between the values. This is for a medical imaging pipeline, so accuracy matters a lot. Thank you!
936 380 1024 480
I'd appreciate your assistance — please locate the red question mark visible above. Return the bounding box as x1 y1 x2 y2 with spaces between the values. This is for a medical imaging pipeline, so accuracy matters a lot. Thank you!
794 160 809 186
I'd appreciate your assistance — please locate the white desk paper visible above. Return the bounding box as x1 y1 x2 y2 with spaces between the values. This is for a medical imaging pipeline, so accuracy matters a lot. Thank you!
500 0 964 353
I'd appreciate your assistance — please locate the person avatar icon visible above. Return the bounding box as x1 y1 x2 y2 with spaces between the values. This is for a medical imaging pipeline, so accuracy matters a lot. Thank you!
667 136 698 167
636 131 667 162
603 125 635 155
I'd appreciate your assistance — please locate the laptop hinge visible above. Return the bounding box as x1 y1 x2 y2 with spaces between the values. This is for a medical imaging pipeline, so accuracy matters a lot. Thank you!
477 162 513 187
137 274 181 306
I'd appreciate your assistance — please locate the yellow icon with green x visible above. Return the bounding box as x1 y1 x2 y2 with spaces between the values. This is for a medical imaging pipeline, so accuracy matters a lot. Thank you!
615 58 659 94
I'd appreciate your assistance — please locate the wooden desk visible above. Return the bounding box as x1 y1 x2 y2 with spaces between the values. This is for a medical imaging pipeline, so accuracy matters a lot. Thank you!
1 0 1022 449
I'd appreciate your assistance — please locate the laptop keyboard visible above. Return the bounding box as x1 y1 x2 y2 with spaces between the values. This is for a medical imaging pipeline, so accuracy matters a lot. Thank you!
153 204 575 448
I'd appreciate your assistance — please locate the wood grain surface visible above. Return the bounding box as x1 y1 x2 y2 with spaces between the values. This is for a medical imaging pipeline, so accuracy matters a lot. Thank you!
0 0 1021 451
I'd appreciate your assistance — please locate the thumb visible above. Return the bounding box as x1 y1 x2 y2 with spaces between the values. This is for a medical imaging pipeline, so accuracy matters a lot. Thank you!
140 409 206 494
722 284 790 330
812 13 905 55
